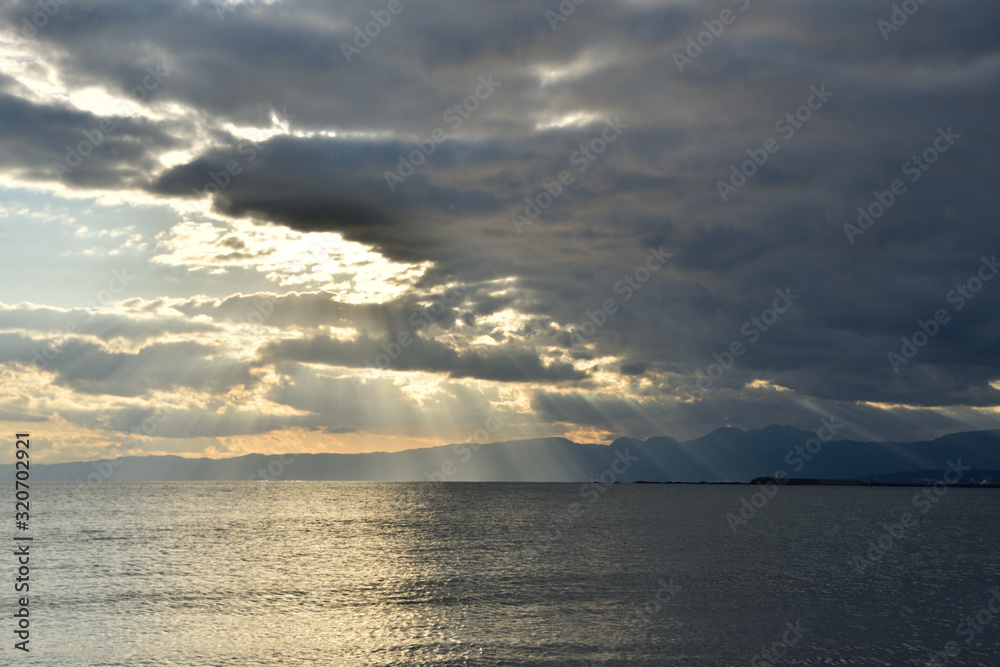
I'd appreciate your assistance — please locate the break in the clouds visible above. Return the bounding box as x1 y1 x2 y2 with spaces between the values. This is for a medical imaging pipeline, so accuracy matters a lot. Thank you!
0 0 998 462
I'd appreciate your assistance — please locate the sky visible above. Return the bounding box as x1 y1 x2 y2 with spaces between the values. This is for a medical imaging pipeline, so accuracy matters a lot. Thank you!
1 0 998 464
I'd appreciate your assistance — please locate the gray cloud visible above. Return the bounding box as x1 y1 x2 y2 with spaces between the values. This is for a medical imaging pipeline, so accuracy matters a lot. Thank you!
0 333 252 397
0 0 998 447
0 304 219 343
0 91 175 187
258 333 586 383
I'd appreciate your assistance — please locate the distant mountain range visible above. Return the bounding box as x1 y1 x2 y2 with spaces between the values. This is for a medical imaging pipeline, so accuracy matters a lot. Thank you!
8 425 1000 484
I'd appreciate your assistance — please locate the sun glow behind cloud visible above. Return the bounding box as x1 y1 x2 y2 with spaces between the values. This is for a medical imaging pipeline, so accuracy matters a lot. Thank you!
152 219 430 303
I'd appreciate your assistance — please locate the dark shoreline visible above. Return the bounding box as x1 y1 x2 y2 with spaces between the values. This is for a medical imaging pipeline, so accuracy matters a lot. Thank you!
633 478 1000 488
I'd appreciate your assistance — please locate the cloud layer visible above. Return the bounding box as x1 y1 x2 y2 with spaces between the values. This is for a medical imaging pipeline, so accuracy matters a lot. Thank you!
1 0 998 461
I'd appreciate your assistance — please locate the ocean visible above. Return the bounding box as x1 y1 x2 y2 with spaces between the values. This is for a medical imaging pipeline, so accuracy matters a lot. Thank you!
13 481 1000 665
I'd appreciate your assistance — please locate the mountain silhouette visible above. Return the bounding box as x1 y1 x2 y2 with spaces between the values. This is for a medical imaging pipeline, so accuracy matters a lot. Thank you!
10 426 1000 483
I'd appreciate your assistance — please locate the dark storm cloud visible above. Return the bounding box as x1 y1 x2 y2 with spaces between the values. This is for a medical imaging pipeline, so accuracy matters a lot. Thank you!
0 333 252 397
0 91 175 187
257 333 586 384
3 0 999 433
147 134 515 262
530 385 1000 444
46 339 253 397
619 362 648 376
6 0 543 133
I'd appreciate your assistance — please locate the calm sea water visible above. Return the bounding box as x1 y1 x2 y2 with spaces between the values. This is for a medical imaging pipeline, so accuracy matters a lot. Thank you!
12 482 1000 665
